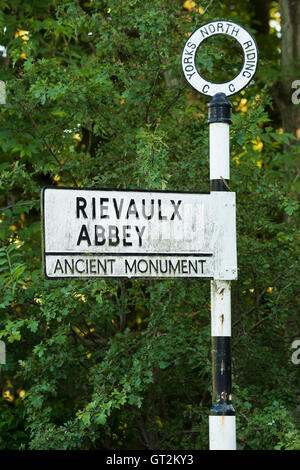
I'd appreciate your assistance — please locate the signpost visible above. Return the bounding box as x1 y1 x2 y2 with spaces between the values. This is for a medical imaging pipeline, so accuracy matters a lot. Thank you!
182 20 258 450
41 19 258 451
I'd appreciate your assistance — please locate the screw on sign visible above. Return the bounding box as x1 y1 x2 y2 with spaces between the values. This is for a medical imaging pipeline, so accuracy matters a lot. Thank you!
181 20 258 450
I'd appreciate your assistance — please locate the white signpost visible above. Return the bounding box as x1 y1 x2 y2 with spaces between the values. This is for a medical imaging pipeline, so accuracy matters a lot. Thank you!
42 187 237 280
181 20 258 451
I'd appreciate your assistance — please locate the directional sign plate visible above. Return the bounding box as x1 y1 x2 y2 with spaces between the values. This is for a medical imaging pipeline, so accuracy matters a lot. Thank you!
42 187 237 280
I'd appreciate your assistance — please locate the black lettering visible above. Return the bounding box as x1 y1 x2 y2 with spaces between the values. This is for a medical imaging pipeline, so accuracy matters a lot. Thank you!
76 197 87 218
97 259 107 274
65 258 74 274
54 259 63 273
246 52 256 60
187 72 196 80
188 260 198 274
109 225 120 246
142 199 154 220
231 26 240 36
107 259 115 274
225 23 232 34
92 197 96 219
125 259 136 274
170 200 182 220
95 225 105 245
181 260 188 274
137 259 148 273
169 260 180 274
126 199 139 219
159 260 168 273
200 26 209 38
185 64 194 73
100 198 109 218
75 259 85 273
77 225 91 246
122 225 132 246
149 260 159 273
113 198 124 219
158 200 167 220
135 226 146 247
89 259 96 274
245 63 255 72
198 259 206 273
243 40 253 50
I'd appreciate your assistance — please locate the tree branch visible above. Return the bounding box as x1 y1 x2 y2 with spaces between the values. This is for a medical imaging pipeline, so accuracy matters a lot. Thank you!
151 87 184 130
0 201 37 212
23 107 79 186
145 69 161 124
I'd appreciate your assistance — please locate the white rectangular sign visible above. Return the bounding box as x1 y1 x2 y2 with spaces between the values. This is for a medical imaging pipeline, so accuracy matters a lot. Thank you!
42 187 237 279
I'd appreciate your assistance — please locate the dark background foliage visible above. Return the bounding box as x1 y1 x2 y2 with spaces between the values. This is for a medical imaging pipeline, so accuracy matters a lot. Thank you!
0 0 299 450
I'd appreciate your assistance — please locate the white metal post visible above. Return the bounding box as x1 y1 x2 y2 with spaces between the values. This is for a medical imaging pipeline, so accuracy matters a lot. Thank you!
181 18 258 452
208 93 236 450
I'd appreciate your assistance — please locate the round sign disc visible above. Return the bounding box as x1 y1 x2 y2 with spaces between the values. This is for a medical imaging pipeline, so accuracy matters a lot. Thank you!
181 20 258 97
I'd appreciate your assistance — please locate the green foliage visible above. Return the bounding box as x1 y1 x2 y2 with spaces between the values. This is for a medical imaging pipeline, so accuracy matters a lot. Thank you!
0 0 299 450
0 398 28 450
241 402 300 450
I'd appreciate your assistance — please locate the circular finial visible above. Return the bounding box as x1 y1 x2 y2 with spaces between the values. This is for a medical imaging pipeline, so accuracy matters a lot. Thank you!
182 20 258 97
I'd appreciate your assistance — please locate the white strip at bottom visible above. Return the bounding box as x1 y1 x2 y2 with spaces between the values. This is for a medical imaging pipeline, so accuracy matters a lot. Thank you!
209 415 236 450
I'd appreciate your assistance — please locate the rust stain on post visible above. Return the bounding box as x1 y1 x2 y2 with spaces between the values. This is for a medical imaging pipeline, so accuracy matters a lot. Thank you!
219 287 225 300
220 313 224 335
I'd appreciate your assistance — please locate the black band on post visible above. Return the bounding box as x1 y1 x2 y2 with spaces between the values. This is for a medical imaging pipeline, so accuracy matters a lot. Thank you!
210 179 230 192
207 92 232 124
210 336 235 416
